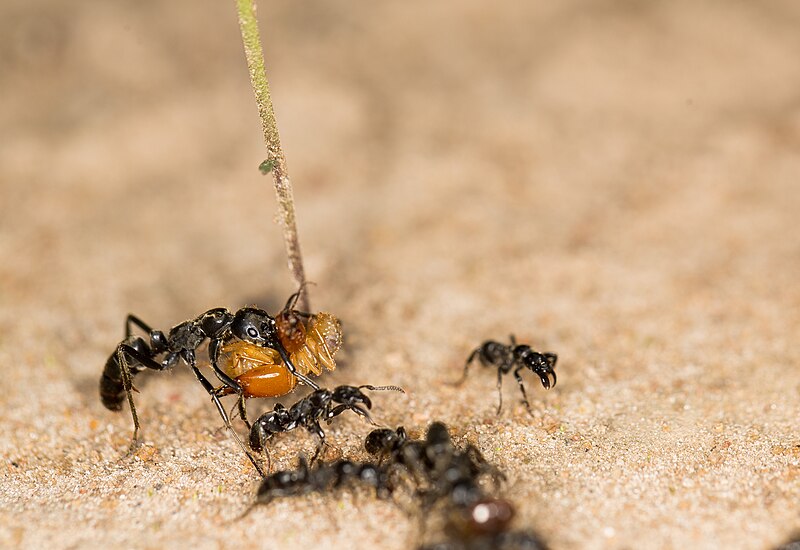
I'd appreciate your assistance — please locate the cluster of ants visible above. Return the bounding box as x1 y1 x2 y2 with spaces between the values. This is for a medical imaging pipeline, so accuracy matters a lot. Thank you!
100 288 558 549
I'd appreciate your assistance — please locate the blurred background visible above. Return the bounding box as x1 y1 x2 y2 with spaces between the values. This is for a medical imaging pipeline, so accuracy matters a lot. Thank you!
1 1 800 549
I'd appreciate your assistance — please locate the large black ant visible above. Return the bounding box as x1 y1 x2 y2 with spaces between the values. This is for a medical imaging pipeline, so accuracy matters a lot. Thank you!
99 295 324 476
252 455 393 508
457 336 557 414
249 384 405 465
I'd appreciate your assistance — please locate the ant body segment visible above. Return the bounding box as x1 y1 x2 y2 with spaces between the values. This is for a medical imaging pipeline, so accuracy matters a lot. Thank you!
458 336 557 414
249 384 404 464
99 294 324 476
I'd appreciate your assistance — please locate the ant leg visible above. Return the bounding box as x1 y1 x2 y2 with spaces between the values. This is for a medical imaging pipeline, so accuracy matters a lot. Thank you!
237 396 252 430
125 314 154 337
495 368 505 414
115 344 166 444
308 422 326 464
184 354 265 478
275 345 321 390
464 445 506 488
328 404 375 425
513 366 532 412
451 348 479 386
509 334 517 346
208 338 246 393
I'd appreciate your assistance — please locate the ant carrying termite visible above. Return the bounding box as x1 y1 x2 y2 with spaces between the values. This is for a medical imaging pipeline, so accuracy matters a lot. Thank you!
99 288 341 476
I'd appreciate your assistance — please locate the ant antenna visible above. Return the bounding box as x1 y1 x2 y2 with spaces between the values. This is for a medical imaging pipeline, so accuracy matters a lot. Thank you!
359 384 405 393
283 282 317 312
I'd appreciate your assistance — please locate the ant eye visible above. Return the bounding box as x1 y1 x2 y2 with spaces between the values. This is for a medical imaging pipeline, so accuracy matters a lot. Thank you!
247 327 259 339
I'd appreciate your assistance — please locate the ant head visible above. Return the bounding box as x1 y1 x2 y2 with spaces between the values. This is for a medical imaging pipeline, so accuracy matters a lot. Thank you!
515 347 558 389
425 422 452 447
231 308 279 347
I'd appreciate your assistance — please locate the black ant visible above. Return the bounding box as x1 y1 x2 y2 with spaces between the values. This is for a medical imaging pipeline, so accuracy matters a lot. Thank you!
457 336 557 414
249 384 405 465
99 298 322 476
367 424 542 550
252 455 393 508
365 422 504 509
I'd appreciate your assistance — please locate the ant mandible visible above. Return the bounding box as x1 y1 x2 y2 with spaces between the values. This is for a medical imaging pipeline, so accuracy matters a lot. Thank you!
99 294 322 476
249 384 404 465
457 335 557 414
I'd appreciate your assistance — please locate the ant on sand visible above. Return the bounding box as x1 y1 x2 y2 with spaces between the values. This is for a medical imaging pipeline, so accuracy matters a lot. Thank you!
457 336 557 414
249 384 405 466
99 289 339 476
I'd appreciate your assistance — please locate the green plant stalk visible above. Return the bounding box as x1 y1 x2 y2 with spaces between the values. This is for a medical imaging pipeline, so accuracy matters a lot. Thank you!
236 0 309 311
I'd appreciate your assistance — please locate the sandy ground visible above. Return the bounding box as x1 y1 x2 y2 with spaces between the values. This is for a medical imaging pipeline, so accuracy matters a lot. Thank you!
1 1 800 549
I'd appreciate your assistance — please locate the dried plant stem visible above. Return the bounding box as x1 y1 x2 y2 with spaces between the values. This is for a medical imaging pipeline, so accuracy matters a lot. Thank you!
235 0 309 311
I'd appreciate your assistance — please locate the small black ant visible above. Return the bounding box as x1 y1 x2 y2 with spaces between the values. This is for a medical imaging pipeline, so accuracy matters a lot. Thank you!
99 301 322 476
249 384 405 465
252 455 393 507
365 422 504 509
457 336 557 414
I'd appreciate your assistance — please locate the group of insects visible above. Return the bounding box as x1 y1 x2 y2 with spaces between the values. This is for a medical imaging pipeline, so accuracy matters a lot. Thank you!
252 422 548 549
99 287 558 548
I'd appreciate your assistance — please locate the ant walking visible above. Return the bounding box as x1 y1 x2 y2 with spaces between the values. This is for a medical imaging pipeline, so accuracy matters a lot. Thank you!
456 336 557 414
249 384 405 465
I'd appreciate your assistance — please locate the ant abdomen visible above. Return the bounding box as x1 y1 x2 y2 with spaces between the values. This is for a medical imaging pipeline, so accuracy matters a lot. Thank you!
99 336 149 411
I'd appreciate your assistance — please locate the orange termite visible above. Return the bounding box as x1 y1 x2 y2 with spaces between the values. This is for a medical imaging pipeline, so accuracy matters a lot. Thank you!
217 290 342 401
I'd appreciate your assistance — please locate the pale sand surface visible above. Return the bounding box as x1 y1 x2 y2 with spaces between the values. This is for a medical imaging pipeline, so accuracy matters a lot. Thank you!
1 1 800 549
